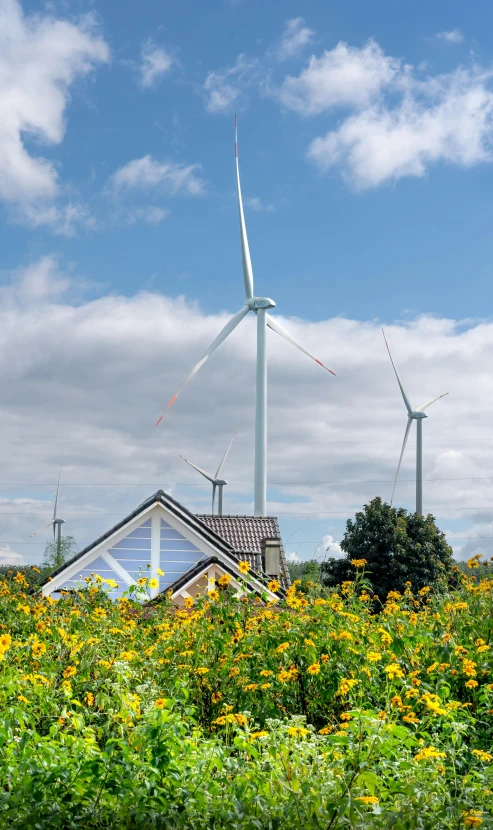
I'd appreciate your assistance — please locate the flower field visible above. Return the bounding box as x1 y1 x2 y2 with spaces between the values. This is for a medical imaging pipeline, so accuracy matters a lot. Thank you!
1 562 493 828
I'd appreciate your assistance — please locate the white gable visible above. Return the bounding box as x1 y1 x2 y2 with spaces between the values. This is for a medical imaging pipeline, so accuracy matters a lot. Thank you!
41 497 277 603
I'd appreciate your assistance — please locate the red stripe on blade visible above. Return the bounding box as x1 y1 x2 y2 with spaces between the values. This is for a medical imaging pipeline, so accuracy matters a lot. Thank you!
156 416 163 427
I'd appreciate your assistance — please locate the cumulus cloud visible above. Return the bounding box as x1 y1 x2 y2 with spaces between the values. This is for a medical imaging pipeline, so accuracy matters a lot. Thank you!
276 18 315 61
0 0 108 209
139 40 174 88
308 66 493 188
0 257 493 563
109 156 205 196
436 30 464 44
278 40 399 115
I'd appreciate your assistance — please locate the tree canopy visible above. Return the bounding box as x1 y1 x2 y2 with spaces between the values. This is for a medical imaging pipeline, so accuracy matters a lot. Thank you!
320 497 453 601
41 535 78 573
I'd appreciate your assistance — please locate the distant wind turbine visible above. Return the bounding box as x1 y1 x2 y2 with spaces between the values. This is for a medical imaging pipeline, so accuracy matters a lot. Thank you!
157 117 336 516
383 329 448 514
31 463 65 558
180 429 238 516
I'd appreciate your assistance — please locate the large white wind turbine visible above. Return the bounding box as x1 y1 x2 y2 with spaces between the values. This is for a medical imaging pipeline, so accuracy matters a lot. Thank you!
383 329 448 514
180 429 238 516
31 464 65 553
157 118 335 515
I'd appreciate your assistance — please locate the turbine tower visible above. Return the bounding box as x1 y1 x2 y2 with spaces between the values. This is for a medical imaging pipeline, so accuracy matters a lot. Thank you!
157 118 335 516
31 463 65 563
383 329 448 514
180 429 238 516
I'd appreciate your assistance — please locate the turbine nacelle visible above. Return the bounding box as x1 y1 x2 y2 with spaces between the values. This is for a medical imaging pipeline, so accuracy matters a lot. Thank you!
410 411 428 420
248 297 276 311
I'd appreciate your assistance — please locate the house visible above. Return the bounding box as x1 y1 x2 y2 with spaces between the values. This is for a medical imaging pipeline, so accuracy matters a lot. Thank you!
39 490 290 604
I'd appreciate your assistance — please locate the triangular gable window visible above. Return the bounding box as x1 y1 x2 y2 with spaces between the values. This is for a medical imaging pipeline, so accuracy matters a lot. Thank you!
54 556 131 599
107 518 152 582
159 518 204 593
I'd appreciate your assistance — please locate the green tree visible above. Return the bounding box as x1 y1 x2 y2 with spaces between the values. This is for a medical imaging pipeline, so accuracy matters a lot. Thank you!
41 535 78 573
320 497 453 602
287 559 322 589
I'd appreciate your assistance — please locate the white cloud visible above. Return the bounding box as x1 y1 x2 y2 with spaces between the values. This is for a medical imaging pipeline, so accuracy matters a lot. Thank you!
277 40 400 115
203 54 260 113
0 0 108 206
3 258 493 563
109 156 205 196
0 545 25 566
308 66 493 188
276 18 315 61
436 30 464 44
139 39 174 88
245 196 275 212
321 535 344 559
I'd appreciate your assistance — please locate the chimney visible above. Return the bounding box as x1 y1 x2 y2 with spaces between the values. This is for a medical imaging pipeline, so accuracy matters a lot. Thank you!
264 538 281 578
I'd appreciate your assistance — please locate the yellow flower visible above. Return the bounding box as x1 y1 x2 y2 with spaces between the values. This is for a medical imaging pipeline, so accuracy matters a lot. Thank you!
157 568 164 576
0 633 12 650
154 698 168 709
472 749 493 762
234 713 248 726
385 662 404 680
218 574 232 587
462 810 483 827
148 578 159 589
250 730 269 739
414 746 446 762
356 796 379 805
336 678 358 697
63 666 77 679
211 692 223 703
209 590 220 602
366 652 382 663
287 726 309 738
351 559 367 567
276 642 291 654
196 667 209 675
465 679 478 689
17 695 30 704
267 579 280 592
137 577 147 586
238 561 250 574
85 692 95 706
307 662 320 675
183 597 194 609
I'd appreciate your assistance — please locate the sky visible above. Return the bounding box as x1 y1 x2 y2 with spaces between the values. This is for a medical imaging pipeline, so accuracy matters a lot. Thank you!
1 0 493 566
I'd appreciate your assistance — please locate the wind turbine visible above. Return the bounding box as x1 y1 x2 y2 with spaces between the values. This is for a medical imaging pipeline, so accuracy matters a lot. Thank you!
31 464 65 562
157 117 335 516
180 429 238 516
383 329 448 514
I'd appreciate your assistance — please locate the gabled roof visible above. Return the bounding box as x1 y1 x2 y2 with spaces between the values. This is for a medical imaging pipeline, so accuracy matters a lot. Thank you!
151 555 285 603
38 490 236 589
198 514 291 589
37 490 288 594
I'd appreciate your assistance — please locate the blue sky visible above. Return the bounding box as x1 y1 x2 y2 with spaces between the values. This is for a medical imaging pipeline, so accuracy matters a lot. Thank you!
2 0 493 565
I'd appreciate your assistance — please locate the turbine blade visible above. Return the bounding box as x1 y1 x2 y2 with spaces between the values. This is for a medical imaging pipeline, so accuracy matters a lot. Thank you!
235 115 254 300
266 314 336 375
53 461 62 522
215 428 238 479
382 328 413 415
31 520 54 538
391 418 413 506
416 392 449 412
156 304 250 425
179 456 215 483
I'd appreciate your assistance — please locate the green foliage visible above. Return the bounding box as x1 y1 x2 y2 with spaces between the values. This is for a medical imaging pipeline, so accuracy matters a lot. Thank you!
287 558 322 588
1 563 493 828
320 497 454 601
41 535 78 572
